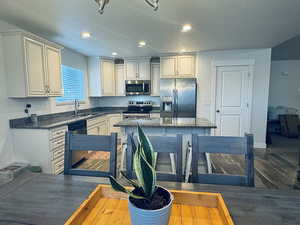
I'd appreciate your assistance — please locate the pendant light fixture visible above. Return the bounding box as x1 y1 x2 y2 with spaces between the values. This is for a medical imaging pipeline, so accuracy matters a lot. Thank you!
94 0 159 15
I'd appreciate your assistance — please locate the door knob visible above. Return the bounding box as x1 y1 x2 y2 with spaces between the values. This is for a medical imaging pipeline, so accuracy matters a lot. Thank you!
216 110 220 113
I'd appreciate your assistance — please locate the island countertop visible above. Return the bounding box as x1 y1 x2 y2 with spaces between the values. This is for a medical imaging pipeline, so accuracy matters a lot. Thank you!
114 117 217 129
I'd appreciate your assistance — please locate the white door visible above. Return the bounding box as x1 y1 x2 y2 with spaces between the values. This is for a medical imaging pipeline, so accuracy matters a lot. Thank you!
115 64 125 96
215 66 251 137
24 38 46 96
101 60 115 96
45 45 62 96
125 60 138 80
160 56 177 78
151 63 160 96
138 59 150 80
177 55 195 77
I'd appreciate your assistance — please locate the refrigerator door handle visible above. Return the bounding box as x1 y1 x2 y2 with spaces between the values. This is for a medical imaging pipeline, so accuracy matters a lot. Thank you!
174 89 178 117
173 89 176 117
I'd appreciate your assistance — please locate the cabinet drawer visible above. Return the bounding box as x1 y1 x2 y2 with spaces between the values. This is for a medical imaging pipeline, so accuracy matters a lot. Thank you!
52 157 64 175
50 126 68 140
50 137 65 151
51 147 65 160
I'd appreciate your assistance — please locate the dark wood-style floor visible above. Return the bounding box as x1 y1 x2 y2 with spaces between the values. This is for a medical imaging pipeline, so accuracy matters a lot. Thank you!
211 134 300 189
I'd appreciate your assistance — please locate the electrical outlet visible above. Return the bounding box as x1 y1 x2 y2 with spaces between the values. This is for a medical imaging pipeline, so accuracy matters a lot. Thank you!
26 104 31 108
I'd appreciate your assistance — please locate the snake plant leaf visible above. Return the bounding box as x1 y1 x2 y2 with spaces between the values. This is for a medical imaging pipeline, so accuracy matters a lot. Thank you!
120 171 140 189
137 125 156 167
109 176 145 200
133 149 156 198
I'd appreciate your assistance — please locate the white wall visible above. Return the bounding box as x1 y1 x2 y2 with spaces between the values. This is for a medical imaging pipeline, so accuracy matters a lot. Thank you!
269 60 300 113
0 20 96 169
196 49 272 148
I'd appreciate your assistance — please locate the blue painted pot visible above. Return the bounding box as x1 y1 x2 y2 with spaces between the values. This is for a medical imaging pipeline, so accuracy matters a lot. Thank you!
128 187 174 225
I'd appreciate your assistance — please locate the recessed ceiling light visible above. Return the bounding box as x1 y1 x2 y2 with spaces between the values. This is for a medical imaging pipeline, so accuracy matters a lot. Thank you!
181 48 186 53
112 52 118 56
182 24 192 32
81 32 91 39
138 41 146 47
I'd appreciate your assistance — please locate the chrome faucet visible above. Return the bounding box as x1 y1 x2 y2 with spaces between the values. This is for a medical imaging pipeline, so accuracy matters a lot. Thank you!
74 99 80 117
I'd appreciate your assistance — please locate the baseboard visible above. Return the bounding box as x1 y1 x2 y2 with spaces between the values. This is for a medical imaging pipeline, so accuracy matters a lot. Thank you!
254 142 266 149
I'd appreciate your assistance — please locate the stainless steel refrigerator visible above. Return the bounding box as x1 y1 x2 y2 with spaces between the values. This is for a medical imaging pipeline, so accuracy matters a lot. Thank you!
160 78 197 118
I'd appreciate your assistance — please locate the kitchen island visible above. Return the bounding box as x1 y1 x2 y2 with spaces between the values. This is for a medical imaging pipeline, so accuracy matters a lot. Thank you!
115 117 216 181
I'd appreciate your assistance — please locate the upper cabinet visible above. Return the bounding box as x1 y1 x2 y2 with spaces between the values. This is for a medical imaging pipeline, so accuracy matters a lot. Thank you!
101 59 115 96
3 32 63 98
160 54 195 78
115 64 125 96
125 57 150 80
88 57 116 97
151 63 160 96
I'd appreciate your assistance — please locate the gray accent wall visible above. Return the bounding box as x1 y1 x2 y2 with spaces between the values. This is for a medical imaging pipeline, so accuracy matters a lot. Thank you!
272 34 300 61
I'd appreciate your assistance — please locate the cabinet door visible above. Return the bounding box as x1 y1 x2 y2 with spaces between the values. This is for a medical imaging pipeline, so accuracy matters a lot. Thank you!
115 64 125 96
160 56 177 78
151 63 160 96
98 121 108 135
177 55 195 77
138 59 150 80
24 37 46 96
101 59 115 96
108 114 122 135
125 60 138 80
45 45 62 96
87 126 99 135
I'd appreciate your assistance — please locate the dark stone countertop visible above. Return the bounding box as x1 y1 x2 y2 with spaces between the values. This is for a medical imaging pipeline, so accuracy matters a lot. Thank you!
10 107 161 130
115 117 216 128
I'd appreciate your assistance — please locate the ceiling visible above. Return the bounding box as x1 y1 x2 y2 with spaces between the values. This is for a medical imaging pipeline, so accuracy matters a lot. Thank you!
0 0 300 57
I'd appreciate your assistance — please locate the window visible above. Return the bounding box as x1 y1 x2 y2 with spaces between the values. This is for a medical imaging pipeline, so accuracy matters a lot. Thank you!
56 65 85 103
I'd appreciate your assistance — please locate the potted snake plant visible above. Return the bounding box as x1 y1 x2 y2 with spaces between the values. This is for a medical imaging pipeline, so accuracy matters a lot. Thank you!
109 125 173 225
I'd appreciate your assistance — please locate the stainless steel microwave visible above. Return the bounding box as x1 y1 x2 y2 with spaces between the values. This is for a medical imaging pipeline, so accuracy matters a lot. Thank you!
125 80 151 96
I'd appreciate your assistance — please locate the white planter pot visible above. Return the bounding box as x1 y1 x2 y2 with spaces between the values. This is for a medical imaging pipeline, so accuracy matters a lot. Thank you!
128 187 174 225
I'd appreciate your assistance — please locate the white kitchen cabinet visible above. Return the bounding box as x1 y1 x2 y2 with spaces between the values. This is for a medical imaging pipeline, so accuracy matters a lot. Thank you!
115 64 125 96
3 31 63 98
151 63 160 96
125 58 150 80
177 55 195 77
160 55 195 78
138 59 151 80
107 114 122 135
12 125 68 175
160 56 177 78
87 115 108 135
45 45 63 96
101 59 115 96
125 60 139 80
88 57 116 97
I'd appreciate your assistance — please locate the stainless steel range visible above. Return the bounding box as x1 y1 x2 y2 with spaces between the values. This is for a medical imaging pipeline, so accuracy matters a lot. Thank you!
122 101 153 119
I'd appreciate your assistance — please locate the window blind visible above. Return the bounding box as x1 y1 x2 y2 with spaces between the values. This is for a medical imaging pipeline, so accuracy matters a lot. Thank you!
56 65 85 103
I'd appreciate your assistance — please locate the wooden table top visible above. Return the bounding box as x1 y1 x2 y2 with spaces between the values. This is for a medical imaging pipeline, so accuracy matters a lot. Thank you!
0 171 300 225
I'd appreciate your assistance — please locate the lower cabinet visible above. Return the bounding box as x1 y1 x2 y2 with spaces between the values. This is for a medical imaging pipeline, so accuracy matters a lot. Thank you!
12 125 68 175
87 114 122 137
87 115 108 136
